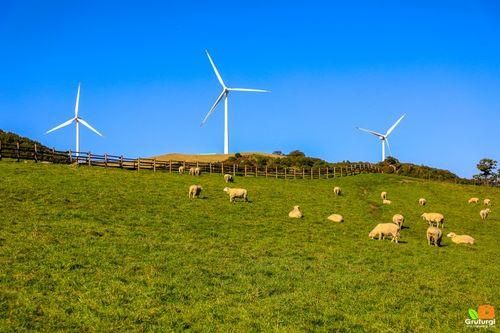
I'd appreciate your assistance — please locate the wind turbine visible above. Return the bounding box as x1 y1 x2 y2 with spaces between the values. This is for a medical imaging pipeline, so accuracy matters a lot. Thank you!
201 50 269 155
46 84 103 156
357 114 405 161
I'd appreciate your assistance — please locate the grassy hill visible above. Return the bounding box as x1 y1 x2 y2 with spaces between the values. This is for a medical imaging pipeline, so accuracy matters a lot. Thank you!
0 160 498 331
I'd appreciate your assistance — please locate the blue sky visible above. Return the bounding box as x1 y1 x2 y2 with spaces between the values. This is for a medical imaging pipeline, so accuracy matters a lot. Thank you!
0 1 499 177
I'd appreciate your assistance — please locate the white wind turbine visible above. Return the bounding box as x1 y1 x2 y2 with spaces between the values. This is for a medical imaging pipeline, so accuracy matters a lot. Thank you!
201 50 269 154
46 84 103 156
357 114 405 161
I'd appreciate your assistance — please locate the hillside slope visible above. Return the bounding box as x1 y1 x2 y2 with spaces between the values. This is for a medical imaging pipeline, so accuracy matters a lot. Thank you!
0 160 498 331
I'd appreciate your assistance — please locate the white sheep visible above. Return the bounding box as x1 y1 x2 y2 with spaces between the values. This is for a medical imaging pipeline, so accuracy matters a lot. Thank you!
195 167 201 176
188 185 202 199
446 232 475 245
188 167 196 175
288 206 303 218
178 166 185 174
480 208 491 220
327 214 343 223
468 197 479 204
426 226 442 247
392 214 404 228
223 187 248 203
381 191 387 200
419 198 427 206
382 199 392 205
421 212 445 228
368 223 400 243
333 186 342 196
484 198 491 206
224 174 233 183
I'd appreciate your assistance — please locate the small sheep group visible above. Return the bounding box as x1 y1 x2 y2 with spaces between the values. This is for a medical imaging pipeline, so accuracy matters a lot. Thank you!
468 197 491 205
380 191 392 205
189 167 201 176
287 204 343 223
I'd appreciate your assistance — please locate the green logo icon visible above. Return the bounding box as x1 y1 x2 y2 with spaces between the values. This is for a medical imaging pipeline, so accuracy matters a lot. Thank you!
468 309 479 320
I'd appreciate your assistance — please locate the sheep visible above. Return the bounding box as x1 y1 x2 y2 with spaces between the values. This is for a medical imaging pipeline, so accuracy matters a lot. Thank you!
223 187 248 203
392 214 404 228
468 197 479 204
480 208 491 220
381 191 387 200
178 166 185 174
288 206 303 218
446 232 475 245
327 214 343 223
484 198 491 206
189 167 196 175
426 226 442 247
333 186 342 196
382 199 392 205
368 223 400 243
188 185 202 199
419 198 427 206
421 212 445 228
224 174 233 183
189 167 201 176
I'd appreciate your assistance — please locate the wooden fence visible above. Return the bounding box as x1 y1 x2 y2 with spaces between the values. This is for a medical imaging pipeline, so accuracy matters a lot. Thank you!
0 141 381 180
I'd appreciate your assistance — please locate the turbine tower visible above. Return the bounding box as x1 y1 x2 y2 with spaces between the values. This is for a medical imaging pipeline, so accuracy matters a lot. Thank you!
46 84 103 156
357 114 405 161
201 50 269 154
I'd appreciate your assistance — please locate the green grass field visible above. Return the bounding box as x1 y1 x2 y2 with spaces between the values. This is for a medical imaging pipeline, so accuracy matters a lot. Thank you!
0 160 498 332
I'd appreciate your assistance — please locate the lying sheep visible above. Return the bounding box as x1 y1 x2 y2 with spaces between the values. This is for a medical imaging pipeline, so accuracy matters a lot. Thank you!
421 212 445 228
381 191 387 200
419 198 427 206
426 226 442 247
178 166 185 174
368 223 400 243
392 214 404 228
484 198 491 206
223 187 248 203
224 174 233 183
288 206 303 218
446 232 475 245
334 186 342 196
188 185 202 198
480 208 491 220
468 197 479 204
382 199 392 205
327 214 343 223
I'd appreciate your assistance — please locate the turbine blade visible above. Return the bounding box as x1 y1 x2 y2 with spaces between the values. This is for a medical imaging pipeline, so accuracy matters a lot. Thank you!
201 90 225 126
385 138 393 157
46 118 74 134
385 114 405 137
228 88 269 93
356 127 384 137
205 50 226 88
74 83 81 118
78 118 103 136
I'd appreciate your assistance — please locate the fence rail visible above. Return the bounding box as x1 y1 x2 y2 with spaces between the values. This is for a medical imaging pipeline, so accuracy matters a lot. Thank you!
0 141 382 180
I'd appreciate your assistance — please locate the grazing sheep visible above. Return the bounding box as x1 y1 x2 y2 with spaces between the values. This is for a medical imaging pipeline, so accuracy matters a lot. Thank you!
421 212 445 228
194 167 201 176
419 198 427 206
480 208 491 220
327 214 344 223
468 197 479 204
484 198 491 206
446 232 475 245
382 199 392 205
381 191 387 200
392 214 404 228
188 185 202 199
178 166 185 174
334 186 342 196
224 174 233 183
189 167 196 175
223 187 248 203
288 206 303 218
368 223 400 243
426 226 442 247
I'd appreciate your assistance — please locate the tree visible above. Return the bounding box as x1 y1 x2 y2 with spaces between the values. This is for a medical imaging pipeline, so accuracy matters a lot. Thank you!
288 150 305 157
272 150 284 156
475 158 498 184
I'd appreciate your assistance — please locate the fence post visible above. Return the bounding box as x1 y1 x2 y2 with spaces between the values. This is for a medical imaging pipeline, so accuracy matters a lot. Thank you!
233 164 236 176
310 168 313 179
137 159 141 171
318 167 321 179
222 163 224 175
16 142 20 162
255 166 258 177
284 167 287 179
265 166 268 178
245 165 247 177
104 154 108 168
326 167 329 179
294 168 296 179
88 152 92 166
120 155 124 168
169 160 172 173
0 140 2 161
302 168 305 179
276 166 278 179
33 144 38 163
153 159 156 172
